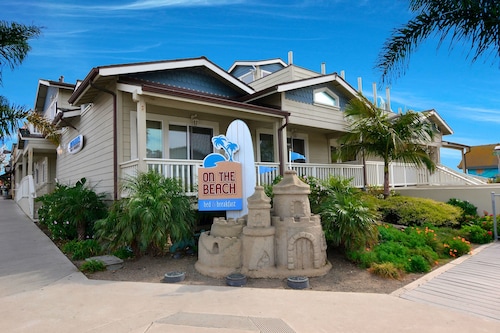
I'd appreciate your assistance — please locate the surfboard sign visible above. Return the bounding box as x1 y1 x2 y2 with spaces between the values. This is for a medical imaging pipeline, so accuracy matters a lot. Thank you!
198 134 243 211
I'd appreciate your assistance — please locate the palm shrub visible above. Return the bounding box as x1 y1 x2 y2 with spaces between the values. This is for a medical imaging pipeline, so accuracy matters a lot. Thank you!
318 176 379 251
94 171 195 257
36 178 107 240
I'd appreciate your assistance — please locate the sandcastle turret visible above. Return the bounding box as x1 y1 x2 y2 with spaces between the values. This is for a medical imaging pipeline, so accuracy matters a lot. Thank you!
242 186 275 275
272 170 328 272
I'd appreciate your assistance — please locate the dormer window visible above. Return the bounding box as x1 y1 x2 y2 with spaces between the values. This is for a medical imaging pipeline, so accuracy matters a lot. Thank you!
314 88 339 108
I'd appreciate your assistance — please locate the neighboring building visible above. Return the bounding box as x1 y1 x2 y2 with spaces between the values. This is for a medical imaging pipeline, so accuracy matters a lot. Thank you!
458 143 500 179
10 54 475 218
10 78 75 217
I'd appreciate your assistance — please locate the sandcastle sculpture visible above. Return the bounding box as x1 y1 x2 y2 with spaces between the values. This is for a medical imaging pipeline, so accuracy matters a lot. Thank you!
195 170 332 278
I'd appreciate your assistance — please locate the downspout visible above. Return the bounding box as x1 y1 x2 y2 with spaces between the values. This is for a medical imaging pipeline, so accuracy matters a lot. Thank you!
90 82 118 200
278 115 289 175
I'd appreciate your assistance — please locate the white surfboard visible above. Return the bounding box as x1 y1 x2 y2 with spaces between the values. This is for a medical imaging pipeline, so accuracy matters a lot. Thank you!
225 119 256 219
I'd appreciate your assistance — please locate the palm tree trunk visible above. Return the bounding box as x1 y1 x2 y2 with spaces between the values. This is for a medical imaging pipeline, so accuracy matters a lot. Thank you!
383 162 390 198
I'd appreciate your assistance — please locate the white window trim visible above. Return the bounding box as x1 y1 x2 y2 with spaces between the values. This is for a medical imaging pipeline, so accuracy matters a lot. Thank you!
313 87 340 109
130 111 219 160
239 71 254 84
261 69 272 78
81 103 93 116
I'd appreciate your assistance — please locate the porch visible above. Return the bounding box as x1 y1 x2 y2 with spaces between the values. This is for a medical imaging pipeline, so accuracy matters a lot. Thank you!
119 159 487 196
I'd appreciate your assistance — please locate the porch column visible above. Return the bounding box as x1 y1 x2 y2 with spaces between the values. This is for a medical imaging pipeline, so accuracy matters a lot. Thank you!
135 94 147 173
27 147 33 176
278 118 288 175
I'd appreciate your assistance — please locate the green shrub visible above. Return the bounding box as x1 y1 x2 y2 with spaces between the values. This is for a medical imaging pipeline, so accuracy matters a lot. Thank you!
36 178 107 240
377 196 461 227
368 262 402 279
317 176 379 251
406 255 431 273
80 259 106 273
62 239 102 260
461 224 493 244
94 171 195 257
446 198 478 218
442 236 471 258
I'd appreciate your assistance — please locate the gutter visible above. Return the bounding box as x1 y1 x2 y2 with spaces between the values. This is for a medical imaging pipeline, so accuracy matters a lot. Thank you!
278 115 289 175
90 82 118 200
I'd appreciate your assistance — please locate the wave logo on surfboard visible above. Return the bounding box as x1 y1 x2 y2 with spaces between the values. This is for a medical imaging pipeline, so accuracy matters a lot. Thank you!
202 135 239 168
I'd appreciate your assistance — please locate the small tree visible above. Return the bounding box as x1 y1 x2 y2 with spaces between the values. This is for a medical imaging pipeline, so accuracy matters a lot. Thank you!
36 178 107 240
338 95 435 198
318 176 379 251
94 171 195 257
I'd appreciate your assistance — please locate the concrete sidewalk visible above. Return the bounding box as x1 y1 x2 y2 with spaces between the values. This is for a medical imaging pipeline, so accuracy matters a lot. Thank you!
1 198 499 333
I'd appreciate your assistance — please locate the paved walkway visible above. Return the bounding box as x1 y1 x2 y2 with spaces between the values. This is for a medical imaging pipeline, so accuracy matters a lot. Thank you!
1 198 499 332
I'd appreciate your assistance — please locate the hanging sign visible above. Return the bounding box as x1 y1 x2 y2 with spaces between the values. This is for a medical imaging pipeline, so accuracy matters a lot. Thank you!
67 135 84 154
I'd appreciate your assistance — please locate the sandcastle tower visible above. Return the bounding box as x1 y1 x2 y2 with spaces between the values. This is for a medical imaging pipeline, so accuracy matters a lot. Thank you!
241 186 276 277
195 217 244 277
272 170 328 274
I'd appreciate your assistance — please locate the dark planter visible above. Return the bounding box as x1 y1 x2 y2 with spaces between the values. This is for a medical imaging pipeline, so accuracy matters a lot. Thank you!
226 273 247 287
287 276 310 289
163 271 186 283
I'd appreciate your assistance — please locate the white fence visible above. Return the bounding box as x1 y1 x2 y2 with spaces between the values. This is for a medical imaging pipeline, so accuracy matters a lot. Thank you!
15 175 36 218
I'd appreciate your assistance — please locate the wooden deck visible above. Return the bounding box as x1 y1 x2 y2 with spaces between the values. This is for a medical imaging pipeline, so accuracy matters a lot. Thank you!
395 242 500 321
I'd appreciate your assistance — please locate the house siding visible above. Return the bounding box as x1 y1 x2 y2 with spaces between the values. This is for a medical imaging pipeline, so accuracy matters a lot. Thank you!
57 92 114 199
284 98 346 132
307 131 331 164
250 66 318 91
127 68 243 98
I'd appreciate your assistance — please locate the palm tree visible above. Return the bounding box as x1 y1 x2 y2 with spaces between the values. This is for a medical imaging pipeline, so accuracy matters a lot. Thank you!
0 96 28 140
0 21 42 84
376 0 500 83
338 94 435 198
0 21 42 139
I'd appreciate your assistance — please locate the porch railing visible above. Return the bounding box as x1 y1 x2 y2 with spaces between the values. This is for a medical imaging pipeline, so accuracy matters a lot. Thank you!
119 159 487 195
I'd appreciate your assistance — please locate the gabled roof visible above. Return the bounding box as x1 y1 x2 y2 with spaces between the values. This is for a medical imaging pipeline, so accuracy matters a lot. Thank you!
458 143 500 169
69 57 255 105
34 79 75 113
228 58 287 74
240 73 359 103
422 109 453 136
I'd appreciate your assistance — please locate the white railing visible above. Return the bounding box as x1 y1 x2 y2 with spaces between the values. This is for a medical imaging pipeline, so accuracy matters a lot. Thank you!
119 159 486 195
430 165 488 185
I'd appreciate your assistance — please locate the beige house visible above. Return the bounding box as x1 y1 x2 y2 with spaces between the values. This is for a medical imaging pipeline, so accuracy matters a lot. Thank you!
10 55 481 218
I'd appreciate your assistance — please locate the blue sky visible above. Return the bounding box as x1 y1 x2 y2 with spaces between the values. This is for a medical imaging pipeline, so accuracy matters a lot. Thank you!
2 0 499 172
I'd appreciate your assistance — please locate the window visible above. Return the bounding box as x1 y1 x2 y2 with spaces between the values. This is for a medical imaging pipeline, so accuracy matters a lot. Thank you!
314 88 339 108
130 111 216 161
146 120 163 158
239 71 254 84
259 133 275 162
169 125 213 160
287 137 306 162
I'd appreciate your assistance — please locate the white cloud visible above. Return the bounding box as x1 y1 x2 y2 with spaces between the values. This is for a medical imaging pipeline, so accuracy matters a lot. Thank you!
113 0 245 10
